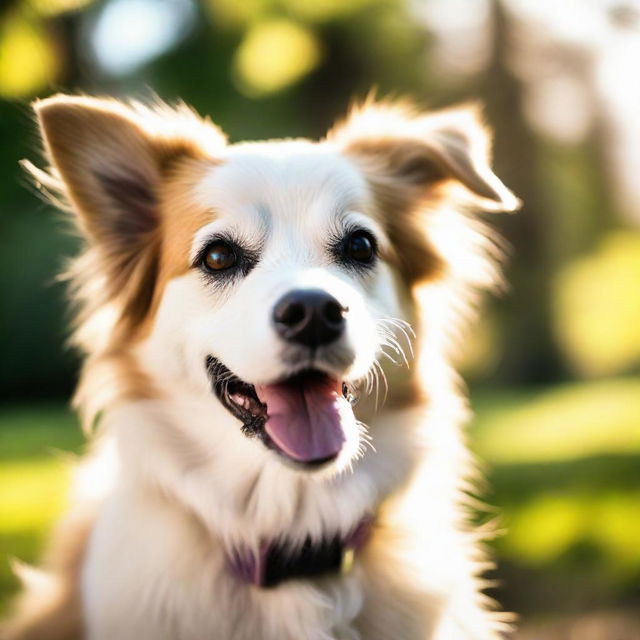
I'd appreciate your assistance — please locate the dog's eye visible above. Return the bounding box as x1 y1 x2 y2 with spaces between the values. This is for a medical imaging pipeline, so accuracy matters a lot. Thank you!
346 230 375 264
203 242 237 271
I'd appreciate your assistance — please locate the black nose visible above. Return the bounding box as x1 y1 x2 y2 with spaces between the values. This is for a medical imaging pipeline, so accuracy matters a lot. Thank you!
273 289 347 348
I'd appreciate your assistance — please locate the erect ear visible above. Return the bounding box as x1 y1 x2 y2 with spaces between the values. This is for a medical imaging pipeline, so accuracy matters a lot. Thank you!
329 100 519 213
29 94 226 332
32 94 225 245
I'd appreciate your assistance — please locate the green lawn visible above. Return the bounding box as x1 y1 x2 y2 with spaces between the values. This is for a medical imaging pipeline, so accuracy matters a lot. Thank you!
1 379 639 618
471 379 640 616
0 404 83 612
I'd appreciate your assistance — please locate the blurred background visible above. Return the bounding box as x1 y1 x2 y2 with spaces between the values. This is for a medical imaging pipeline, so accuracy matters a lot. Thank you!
1 0 639 637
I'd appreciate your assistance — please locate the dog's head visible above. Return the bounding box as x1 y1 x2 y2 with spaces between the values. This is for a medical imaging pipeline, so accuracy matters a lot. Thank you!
32 96 517 474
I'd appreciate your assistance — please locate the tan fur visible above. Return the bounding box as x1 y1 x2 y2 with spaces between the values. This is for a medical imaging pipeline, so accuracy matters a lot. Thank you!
153 159 218 317
4 95 519 640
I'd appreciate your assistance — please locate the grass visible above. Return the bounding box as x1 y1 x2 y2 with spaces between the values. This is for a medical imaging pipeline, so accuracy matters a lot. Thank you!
471 380 640 573
1 378 639 618
471 377 640 463
0 404 83 461
0 404 82 611
469 379 640 615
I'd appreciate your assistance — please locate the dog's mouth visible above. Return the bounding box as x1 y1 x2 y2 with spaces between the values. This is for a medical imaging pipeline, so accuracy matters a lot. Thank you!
206 357 357 467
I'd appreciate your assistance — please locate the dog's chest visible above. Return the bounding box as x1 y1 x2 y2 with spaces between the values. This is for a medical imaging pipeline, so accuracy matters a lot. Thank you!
83 482 368 640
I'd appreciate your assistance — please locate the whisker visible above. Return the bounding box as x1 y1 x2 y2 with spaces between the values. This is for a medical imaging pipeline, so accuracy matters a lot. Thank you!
375 316 415 368
356 421 375 452
372 363 380 410
352 421 375 464
372 359 388 410
379 349 401 367
363 369 373 396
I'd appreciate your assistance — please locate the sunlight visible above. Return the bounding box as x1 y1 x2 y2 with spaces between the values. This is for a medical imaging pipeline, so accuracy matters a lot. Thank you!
30 0 93 17
553 230 640 377
501 490 640 574
90 0 195 76
414 0 493 78
208 0 373 28
0 459 71 535
0 11 57 98
505 494 585 564
473 378 640 464
233 19 321 96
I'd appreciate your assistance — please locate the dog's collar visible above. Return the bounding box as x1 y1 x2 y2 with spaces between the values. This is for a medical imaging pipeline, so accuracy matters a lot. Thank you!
227 516 373 588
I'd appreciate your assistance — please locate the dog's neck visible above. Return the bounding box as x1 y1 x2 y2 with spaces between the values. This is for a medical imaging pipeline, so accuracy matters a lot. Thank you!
227 515 373 588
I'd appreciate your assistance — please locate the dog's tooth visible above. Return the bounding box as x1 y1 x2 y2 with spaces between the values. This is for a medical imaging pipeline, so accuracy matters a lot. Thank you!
230 393 245 406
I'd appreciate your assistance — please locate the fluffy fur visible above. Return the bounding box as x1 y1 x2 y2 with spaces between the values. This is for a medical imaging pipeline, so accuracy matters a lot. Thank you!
2 95 519 640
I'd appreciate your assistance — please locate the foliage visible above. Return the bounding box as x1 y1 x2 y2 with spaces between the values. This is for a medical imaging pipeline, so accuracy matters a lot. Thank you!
552 231 640 377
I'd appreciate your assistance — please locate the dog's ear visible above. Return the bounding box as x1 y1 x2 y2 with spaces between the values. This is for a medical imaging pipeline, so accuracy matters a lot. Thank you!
30 95 225 333
329 100 519 214
33 95 223 245
328 100 519 282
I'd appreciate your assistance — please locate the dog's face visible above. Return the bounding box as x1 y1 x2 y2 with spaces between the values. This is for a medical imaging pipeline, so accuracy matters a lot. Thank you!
115 140 410 474
150 143 406 470
33 96 518 474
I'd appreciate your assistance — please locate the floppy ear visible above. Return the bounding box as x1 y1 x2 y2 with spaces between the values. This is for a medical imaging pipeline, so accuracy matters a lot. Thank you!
328 100 520 282
30 94 225 330
330 100 519 213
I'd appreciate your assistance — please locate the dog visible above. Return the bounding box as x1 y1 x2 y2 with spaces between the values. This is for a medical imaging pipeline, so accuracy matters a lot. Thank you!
3 94 519 640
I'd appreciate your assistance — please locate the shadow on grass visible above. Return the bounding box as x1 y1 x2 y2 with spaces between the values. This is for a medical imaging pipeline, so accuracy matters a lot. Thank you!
490 452 640 501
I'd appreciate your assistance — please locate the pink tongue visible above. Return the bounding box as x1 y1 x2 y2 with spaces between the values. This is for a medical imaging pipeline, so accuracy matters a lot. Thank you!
256 377 350 463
